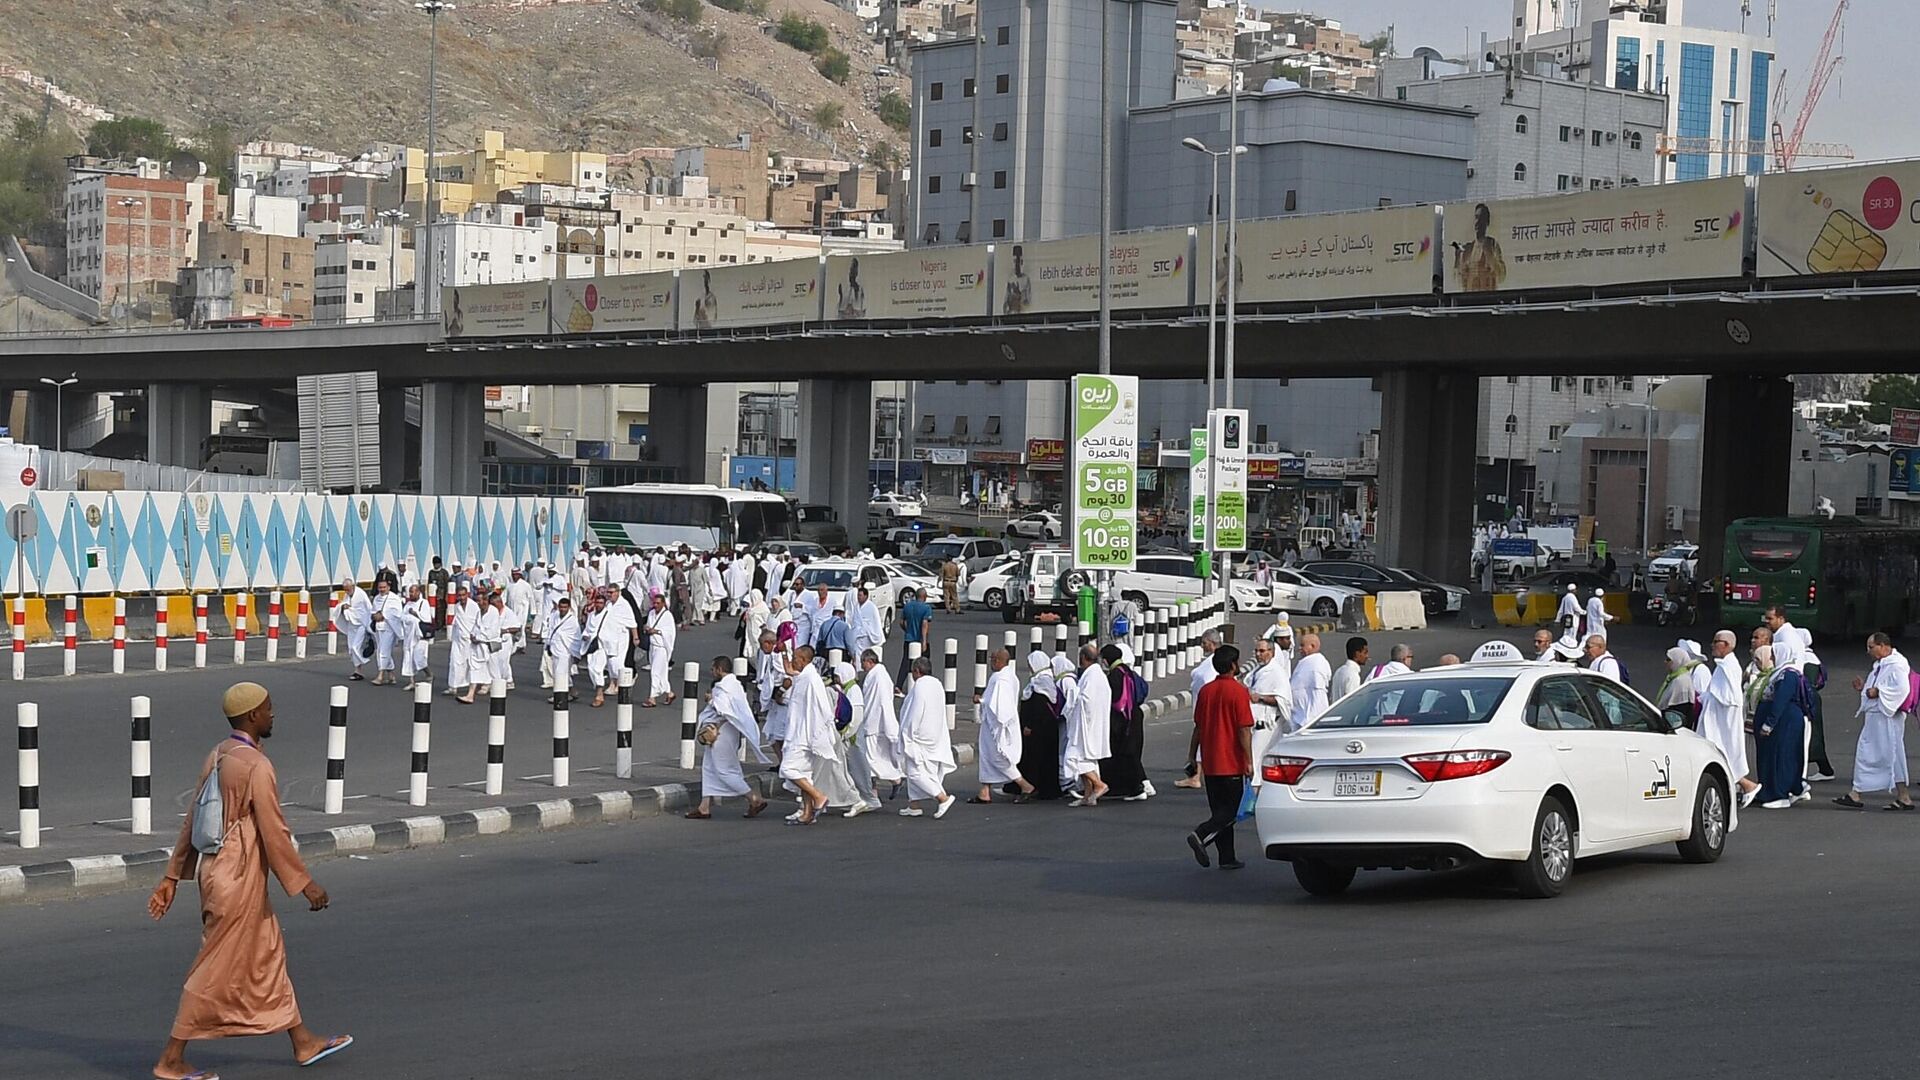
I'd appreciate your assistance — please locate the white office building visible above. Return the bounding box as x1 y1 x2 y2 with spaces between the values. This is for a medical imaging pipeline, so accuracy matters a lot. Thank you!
314 232 414 324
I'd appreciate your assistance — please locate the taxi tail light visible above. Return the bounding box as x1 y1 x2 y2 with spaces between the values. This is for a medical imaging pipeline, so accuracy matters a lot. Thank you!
1403 749 1512 782
1262 755 1313 785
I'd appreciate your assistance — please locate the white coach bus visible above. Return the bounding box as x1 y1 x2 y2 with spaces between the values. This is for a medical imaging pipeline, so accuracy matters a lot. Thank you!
585 483 794 551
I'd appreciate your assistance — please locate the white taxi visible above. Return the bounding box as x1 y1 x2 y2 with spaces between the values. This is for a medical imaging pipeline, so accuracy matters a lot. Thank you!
1254 645 1733 899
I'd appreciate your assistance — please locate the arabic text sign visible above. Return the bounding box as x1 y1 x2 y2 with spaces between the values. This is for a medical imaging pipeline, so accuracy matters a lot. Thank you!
995 229 1191 316
1071 374 1138 571
676 261 820 330
1207 408 1248 552
1444 178 1746 292
825 250 990 320
1224 206 1436 303
551 273 676 334
443 282 548 337
1758 162 1920 277
1188 428 1208 548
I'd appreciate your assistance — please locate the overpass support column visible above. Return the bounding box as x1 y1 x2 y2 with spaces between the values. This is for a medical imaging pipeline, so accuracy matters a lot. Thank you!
648 385 710 484
1697 375 1793 586
378 386 411 492
419 381 485 495
797 379 872 545
146 384 212 467
1375 370 1477 582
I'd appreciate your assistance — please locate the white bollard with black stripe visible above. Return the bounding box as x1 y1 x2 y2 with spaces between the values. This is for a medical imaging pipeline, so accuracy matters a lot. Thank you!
486 679 508 796
614 668 634 780
130 695 152 835
408 681 432 807
1004 629 1018 653
1078 620 1093 652
324 685 348 815
942 637 958 729
972 634 989 714
1029 626 1043 655
17 702 38 849
678 661 700 770
551 666 572 788
1054 621 1069 657
907 640 922 668
1155 609 1169 680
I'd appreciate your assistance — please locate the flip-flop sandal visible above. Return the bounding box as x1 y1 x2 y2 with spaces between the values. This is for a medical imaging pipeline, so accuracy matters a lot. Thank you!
298 1034 354 1067
684 809 711 819
1832 795 1866 808
1884 802 1917 812
165 1071 220 1080
745 801 770 819
1013 793 1033 804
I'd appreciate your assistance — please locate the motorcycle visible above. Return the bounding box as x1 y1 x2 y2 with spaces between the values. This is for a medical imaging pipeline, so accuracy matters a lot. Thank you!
1649 592 1696 627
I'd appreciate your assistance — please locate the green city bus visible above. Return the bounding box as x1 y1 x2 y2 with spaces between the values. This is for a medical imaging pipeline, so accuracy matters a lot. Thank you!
1722 517 1920 638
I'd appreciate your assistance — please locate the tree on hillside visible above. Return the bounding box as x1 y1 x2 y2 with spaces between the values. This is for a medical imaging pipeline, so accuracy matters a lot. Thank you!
775 14 830 54
0 121 82 243
708 0 767 13
877 91 910 131
813 101 844 129
815 47 852 85
1864 375 1920 425
193 122 239 188
864 140 899 169
1361 29 1394 58
86 116 172 162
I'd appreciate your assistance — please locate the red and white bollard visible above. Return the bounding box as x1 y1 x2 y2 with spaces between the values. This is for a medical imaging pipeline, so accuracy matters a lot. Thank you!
193 595 208 669
11 595 25 681
327 589 340 655
111 596 126 674
154 602 168 672
295 590 310 660
233 593 248 666
265 595 281 663
62 595 76 677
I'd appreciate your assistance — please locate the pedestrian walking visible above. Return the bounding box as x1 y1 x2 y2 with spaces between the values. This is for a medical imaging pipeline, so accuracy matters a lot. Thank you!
1835 633 1915 811
335 577 372 681
972 647 1032 803
1186 645 1252 871
687 655 770 820
148 682 352 1080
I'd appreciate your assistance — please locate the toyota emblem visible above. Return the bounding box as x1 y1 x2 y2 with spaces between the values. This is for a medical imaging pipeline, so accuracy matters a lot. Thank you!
1344 740 1365 755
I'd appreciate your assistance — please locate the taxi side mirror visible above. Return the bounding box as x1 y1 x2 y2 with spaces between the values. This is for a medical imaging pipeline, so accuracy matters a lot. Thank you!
1662 708 1689 733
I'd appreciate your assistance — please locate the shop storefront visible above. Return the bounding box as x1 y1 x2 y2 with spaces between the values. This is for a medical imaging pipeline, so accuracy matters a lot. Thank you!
1025 438 1065 508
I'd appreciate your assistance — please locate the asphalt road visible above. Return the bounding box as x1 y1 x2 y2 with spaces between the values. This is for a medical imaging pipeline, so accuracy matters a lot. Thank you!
9 666 1917 1079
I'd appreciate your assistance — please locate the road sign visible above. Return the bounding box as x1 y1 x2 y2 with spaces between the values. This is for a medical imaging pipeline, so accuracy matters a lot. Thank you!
19 467 36 488
7 503 36 542
1070 374 1139 571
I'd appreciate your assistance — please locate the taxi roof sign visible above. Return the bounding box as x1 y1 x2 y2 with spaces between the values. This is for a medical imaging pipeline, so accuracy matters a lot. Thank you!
1470 640 1526 663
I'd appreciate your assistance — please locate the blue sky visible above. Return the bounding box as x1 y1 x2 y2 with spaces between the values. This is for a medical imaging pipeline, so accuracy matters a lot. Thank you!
1325 0 1903 163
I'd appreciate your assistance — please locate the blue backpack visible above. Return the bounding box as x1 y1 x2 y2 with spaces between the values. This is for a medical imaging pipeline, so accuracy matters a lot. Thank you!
833 689 854 731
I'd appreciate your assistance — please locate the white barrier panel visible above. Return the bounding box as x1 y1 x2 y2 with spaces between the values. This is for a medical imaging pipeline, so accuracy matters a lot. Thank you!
1376 590 1428 632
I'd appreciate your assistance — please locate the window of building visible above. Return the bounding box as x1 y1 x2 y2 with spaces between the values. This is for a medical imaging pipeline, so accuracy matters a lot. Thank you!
928 174 942 194
928 128 942 148
1396 87 1407 100
996 24 1009 45
992 122 1008 141
1284 189 1297 212
1557 174 1570 191
689 227 698 236
351 259 364 270
1582 377 1598 395
983 415 1002 437
1513 163 1526 182
996 73 1009 93
281 252 291 269
963 77 976 97
1514 114 1528 134
924 223 941 243
1548 424 1564 443
1254 423 1268 444
930 82 944 101
952 415 969 436
352 292 363 304
1628 130 1643 151
242 248 252 265
919 414 936 434
991 219 1006 238
1559 125 1571 142
993 170 1007 189
962 125 974 143
1591 178 1604 190
1616 376 1635 391
955 220 971 242
1592 129 1603 147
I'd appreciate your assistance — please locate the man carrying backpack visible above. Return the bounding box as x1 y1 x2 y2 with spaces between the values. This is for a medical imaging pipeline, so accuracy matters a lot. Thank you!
148 682 352 1080
1583 634 1626 684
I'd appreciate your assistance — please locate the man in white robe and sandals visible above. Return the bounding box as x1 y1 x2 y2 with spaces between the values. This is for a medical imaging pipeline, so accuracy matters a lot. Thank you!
687 654 772 819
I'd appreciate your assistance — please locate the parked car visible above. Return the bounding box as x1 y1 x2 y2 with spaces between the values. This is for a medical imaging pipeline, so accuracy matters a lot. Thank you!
917 535 1009 577
1487 537 1553 580
1000 545 1077 623
967 551 1023 610
1256 660 1731 898
1393 568 1468 616
868 492 924 521
1299 560 1462 617
1647 543 1700 583
873 524 934 557
792 503 849 550
793 560 899 628
1004 510 1063 541
756 540 828 561
1517 570 1613 611
1265 567 1366 619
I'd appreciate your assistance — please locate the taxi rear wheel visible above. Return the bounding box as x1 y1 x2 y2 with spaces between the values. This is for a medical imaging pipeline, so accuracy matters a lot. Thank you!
1511 796 1574 899
1293 858 1357 897
1675 774 1727 864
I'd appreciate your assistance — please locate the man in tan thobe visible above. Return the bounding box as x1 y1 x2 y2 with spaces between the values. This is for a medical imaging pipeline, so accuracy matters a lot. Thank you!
149 682 353 1079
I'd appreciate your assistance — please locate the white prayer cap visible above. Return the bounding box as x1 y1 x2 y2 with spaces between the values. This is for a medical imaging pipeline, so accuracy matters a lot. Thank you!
1594 588 1605 597
1028 650 1050 674
1566 583 1577 592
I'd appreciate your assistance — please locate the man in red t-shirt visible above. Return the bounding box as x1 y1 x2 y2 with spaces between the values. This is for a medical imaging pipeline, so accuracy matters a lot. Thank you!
1186 644 1254 870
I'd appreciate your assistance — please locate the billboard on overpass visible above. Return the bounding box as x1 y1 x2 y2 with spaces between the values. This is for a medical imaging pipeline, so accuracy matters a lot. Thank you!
676 260 821 330
1220 205 1438 303
825 248 991 321
1443 177 1747 293
551 272 676 334
1757 162 1920 277
995 228 1192 315
442 281 549 337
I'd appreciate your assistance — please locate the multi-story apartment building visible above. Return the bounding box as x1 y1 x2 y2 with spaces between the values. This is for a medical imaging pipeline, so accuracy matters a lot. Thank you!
191 225 318 321
413 216 545 314
314 232 414 323
63 165 220 311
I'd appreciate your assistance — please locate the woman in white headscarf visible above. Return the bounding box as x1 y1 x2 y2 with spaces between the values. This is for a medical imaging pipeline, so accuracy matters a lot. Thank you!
687 555 712 626
1051 653 1079 792
1656 645 1703 729
1016 651 1064 799
740 589 770 658
1752 637 1811 809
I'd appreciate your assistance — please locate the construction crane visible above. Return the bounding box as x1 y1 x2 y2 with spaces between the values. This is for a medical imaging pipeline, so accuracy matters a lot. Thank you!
1772 0 1849 172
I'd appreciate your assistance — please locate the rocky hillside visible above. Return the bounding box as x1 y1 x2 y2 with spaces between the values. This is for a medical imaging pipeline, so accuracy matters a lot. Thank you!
0 0 908 166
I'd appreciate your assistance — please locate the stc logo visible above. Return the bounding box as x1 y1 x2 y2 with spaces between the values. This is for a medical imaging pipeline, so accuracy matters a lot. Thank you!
1388 237 1433 260
1693 210 1743 237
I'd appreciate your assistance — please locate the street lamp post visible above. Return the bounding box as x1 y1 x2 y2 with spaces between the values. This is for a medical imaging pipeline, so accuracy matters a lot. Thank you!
116 196 142 330
1181 137 1243 598
39 374 77 453
416 1 455 318
379 209 410 320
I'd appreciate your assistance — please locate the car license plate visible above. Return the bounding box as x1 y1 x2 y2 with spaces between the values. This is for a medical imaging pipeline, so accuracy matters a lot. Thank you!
1730 582 1761 603
1333 770 1381 797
